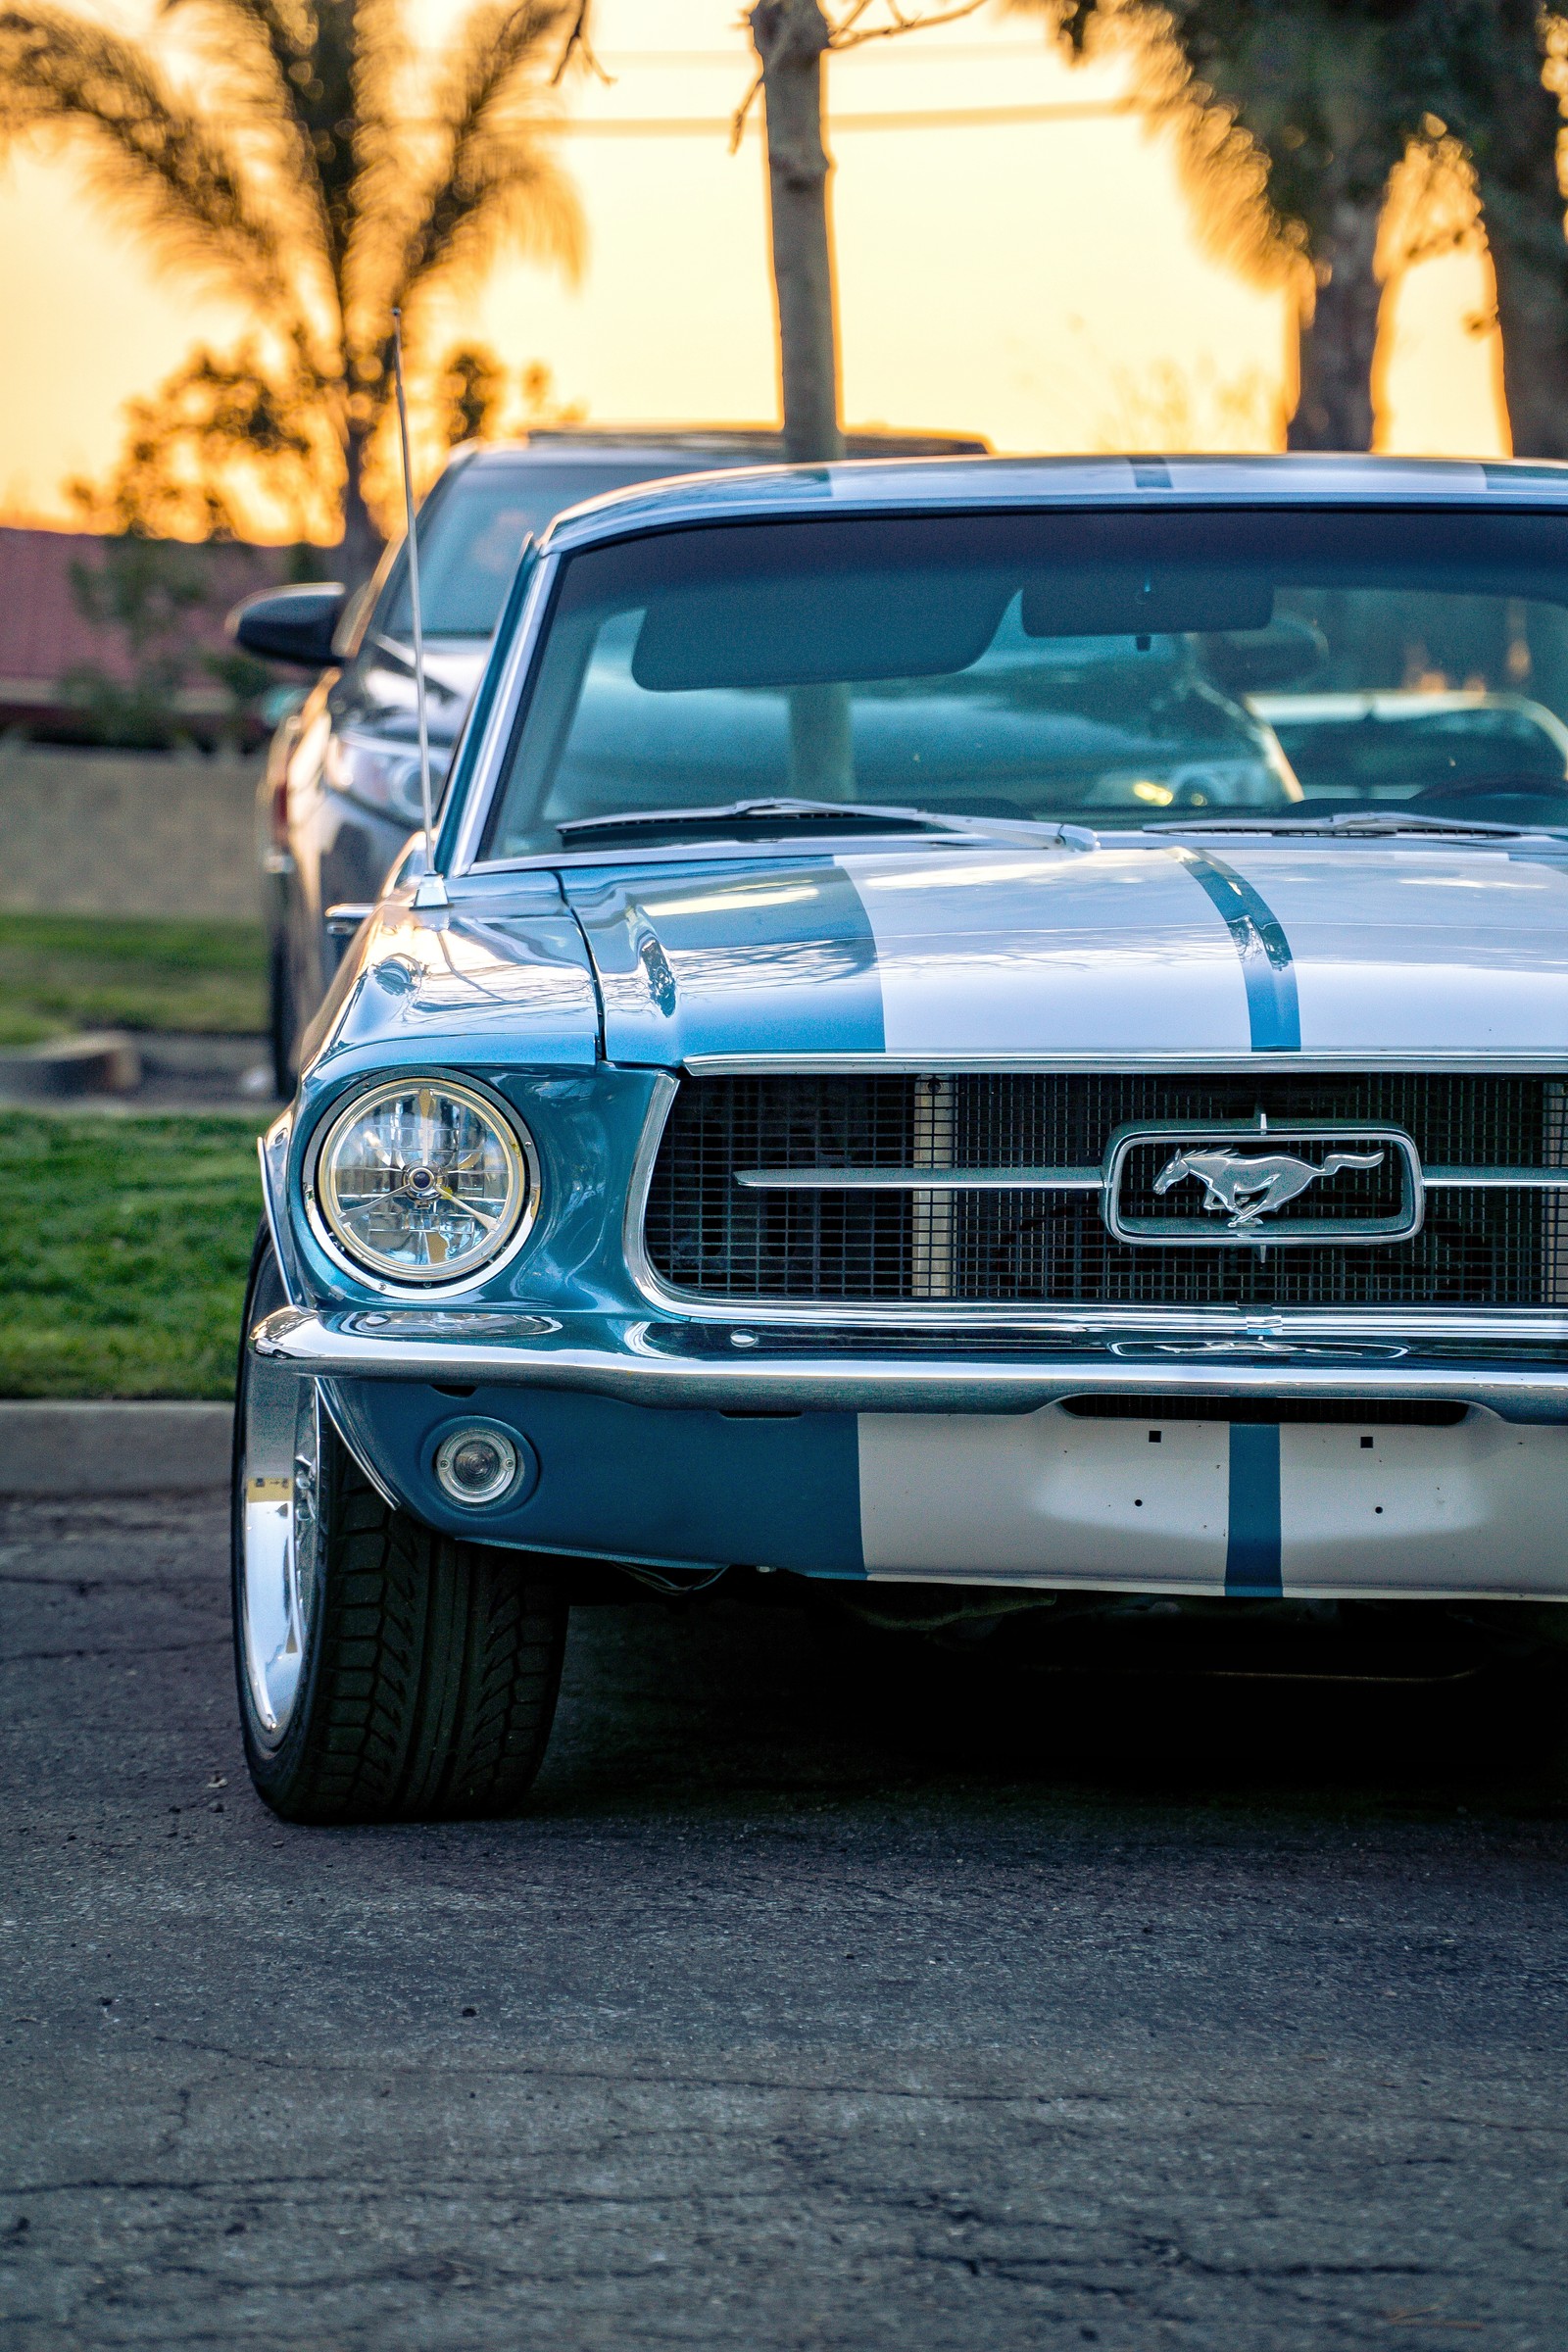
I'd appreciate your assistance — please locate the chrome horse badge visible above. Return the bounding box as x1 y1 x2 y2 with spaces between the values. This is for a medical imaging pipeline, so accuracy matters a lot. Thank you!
1152 1144 1385 1230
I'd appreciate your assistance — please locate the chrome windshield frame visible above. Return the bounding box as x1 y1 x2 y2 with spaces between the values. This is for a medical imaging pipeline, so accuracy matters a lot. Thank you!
445 546 562 879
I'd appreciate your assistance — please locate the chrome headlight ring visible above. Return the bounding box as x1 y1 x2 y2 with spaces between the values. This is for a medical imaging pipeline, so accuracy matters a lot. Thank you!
303 1075 541 1296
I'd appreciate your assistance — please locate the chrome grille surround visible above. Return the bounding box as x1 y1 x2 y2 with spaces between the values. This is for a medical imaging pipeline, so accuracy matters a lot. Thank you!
631 1068 1568 1339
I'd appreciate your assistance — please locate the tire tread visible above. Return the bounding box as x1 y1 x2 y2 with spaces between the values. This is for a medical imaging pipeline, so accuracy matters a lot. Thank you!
240 1391 565 1824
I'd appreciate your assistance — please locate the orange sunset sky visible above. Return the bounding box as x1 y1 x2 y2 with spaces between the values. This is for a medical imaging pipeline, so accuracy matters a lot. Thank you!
0 0 1511 528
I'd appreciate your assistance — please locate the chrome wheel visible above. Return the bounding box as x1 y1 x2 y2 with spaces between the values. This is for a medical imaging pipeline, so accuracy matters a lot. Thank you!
233 1227 568 1822
238 1356 322 1748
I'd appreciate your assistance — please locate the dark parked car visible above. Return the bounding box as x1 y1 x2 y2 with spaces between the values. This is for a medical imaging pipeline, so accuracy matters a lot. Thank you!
230 426 990 1093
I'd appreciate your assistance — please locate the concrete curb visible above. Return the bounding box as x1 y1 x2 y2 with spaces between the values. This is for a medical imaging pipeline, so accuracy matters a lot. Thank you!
0 1401 233 1495
0 1030 142 1102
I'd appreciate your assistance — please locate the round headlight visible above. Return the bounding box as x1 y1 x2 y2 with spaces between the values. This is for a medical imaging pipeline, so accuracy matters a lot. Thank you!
314 1079 533 1285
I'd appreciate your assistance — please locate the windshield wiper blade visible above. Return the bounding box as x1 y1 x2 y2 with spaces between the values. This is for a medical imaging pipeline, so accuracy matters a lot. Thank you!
559 797 973 841
1148 810 1568 841
558 799 1102 849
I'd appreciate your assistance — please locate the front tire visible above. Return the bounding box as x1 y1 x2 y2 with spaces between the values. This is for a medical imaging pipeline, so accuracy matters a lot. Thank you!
232 1231 567 1822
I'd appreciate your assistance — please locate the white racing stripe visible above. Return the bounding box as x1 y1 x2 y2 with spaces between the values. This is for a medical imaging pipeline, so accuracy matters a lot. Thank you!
838 848 1250 1056
858 1407 1229 1589
857 1405 1568 1599
837 841 1568 1060
1277 1414 1568 1594
1208 846 1568 1057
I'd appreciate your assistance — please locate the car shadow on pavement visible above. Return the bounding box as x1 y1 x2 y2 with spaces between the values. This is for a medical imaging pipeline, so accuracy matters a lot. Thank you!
8 1499 1566 2352
532 1587 1568 1829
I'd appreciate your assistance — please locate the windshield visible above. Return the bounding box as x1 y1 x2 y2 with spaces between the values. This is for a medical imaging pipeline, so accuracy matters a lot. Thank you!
382 459 704 639
481 507 1568 858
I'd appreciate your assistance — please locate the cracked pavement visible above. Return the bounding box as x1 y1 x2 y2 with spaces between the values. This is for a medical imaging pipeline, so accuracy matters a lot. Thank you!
2 1494 1567 2348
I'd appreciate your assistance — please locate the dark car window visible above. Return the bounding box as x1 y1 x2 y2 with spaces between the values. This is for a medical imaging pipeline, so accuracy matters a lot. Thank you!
381 460 718 639
483 507 1568 858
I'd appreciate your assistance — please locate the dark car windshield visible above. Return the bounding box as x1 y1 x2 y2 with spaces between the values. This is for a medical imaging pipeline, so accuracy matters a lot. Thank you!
382 459 706 639
481 507 1568 858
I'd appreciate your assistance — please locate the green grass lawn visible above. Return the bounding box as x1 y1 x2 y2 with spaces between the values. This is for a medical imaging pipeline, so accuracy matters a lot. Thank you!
0 913 268 1047
0 1111 265 1396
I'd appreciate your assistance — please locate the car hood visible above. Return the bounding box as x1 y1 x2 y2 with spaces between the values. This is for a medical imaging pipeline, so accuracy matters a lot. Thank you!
561 835 1568 1064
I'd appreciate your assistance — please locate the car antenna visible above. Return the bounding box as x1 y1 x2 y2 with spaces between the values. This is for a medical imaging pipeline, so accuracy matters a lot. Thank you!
391 308 448 911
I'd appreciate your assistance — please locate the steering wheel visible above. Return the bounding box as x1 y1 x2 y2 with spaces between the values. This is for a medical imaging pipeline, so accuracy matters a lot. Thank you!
1406 771 1568 826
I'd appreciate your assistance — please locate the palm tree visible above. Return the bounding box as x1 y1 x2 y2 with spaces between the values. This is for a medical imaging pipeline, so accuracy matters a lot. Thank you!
1403 0 1568 463
1039 2 1427 451
556 0 991 468
1040 2 1568 459
1158 2 1416 452
745 0 846 464
0 1 583 576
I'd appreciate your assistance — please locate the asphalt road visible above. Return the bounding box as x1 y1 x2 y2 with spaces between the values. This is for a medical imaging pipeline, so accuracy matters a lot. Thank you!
3 1492 1567 2350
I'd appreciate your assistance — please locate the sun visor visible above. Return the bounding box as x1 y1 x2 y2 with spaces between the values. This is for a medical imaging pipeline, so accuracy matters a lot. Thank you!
1021 569 1274 638
631 570 1011 691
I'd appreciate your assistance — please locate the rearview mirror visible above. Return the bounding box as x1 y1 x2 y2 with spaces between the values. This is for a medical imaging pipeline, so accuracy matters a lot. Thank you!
1021 569 1273 638
227 583 346 668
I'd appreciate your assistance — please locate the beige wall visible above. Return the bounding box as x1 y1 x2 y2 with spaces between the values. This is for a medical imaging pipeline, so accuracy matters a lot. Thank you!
0 743 262 920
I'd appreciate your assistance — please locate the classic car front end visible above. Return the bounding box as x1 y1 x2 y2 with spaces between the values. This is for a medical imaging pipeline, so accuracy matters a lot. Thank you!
234 454 1568 1821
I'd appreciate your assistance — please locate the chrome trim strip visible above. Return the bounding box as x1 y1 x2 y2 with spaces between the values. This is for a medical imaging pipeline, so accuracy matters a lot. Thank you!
684 1053 1568 1075
447 550 559 877
317 1381 401 1510
618 1295 1568 1343
734 1162 1568 1194
251 1308 1568 1420
1427 1167 1568 1188
621 1068 682 1304
530 471 1568 568
734 1165 1104 1192
256 1115 301 1308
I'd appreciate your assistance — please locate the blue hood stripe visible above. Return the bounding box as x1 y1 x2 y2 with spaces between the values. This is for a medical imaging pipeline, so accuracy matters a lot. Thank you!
1168 846 1300 1052
566 857 885 1062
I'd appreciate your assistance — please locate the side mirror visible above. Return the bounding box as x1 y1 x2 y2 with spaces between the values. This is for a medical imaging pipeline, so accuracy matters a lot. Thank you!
227 583 346 668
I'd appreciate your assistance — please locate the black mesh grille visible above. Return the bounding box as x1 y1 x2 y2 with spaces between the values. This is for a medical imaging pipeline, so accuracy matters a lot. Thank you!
641 1072 1568 1310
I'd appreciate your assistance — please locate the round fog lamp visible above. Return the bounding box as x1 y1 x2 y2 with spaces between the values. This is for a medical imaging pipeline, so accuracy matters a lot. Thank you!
435 1425 519 1507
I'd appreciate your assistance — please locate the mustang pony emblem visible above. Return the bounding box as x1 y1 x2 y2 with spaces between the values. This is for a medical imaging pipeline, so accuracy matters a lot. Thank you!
1152 1145 1385 1230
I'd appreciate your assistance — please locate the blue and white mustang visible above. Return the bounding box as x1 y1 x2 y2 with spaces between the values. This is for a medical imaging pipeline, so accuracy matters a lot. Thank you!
235 453 1568 1819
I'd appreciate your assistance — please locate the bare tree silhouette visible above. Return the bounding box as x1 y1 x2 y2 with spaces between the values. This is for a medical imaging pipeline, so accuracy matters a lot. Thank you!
559 0 989 466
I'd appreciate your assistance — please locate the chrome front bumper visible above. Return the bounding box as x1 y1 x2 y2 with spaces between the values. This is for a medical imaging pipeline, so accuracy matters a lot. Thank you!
251 1306 1568 1422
